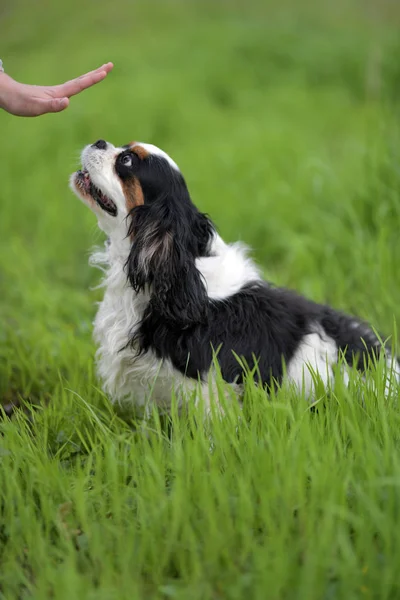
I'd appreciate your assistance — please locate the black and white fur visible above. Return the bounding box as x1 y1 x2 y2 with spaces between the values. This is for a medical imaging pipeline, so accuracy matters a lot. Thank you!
70 139 399 414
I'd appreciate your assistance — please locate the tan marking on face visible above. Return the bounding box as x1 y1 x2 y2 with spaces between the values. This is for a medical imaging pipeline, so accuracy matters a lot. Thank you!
122 176 144 217
129 143 150 160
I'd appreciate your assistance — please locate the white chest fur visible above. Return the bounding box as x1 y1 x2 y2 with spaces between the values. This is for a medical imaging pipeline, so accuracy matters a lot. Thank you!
90 237 181 412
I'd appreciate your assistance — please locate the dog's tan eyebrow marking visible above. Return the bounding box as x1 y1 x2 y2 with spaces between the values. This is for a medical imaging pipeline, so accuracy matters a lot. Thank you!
129 142 150 160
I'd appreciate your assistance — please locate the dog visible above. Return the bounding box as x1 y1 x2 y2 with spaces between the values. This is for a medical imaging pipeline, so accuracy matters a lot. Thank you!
70 139 399 414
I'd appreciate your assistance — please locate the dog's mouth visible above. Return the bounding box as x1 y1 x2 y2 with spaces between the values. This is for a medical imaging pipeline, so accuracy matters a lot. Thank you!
75 170 117 216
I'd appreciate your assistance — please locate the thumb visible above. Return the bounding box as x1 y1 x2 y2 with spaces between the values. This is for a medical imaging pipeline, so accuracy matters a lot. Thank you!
45 97 70 114
33 96 69 116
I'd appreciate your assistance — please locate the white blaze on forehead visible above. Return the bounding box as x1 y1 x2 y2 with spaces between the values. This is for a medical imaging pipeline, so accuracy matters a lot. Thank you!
134 142 180 172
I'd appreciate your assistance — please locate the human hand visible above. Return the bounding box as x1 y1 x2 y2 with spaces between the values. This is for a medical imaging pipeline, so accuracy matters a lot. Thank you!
0 62 113 117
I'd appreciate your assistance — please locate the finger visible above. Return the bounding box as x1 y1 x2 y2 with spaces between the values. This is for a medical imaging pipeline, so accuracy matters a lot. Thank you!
56 70 107 98
31 97 69 116
55 63 114 98
77 62 114 78
73 62 114 82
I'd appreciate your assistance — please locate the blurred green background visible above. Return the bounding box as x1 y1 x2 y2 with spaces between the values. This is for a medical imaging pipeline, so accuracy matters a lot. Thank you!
1 0 400 401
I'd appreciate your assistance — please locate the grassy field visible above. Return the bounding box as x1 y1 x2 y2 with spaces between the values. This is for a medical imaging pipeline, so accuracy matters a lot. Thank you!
1 0 400 597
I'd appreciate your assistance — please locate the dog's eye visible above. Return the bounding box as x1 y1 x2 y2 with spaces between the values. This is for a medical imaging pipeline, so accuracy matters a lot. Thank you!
121 154 133 167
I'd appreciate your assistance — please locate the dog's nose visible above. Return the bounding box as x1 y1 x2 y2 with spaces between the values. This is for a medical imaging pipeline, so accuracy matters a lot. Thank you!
92 139 107 150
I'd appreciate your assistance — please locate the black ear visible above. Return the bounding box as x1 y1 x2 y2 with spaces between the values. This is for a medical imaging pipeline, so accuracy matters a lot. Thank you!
126 203 210 327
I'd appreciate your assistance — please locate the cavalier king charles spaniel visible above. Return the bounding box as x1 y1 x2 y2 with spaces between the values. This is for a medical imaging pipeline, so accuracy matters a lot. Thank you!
70 139 399 415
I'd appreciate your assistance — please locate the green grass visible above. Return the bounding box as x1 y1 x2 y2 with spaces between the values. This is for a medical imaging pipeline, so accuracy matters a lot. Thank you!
1 0 400 597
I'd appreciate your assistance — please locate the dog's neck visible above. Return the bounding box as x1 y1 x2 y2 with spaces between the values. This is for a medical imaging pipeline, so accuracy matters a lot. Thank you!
89 232 132 291
90 230 262 303
107 231 131 262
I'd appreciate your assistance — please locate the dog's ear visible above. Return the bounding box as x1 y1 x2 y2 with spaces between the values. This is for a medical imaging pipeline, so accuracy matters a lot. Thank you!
126 203 209 327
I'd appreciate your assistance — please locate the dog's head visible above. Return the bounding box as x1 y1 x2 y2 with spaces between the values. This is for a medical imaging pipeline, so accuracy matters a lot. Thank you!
70 139 215 326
